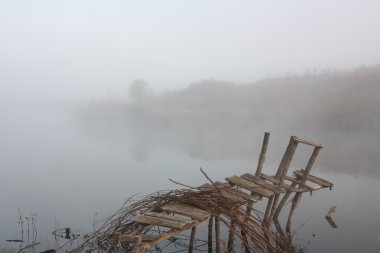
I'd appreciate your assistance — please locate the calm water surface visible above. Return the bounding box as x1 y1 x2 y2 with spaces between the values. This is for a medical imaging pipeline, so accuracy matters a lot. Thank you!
1 101 379 252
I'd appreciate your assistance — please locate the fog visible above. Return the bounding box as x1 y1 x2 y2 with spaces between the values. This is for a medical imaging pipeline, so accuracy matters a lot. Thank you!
1 1 380 252
1 1 380 101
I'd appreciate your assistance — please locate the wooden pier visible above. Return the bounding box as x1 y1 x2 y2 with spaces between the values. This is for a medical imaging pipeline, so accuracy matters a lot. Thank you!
72 133 333 253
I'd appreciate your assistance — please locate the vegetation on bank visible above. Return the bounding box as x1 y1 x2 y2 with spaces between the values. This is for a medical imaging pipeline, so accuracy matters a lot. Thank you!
77 65 380 178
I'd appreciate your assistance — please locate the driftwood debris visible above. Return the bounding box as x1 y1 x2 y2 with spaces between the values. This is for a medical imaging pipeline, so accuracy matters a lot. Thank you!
69 133 333 253
325 206 338 228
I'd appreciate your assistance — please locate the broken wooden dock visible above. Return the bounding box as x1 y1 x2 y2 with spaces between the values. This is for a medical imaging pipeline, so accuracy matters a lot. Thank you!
72 133 333 253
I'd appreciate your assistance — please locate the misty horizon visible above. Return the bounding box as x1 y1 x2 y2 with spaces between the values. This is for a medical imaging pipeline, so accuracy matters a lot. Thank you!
1 1 380 252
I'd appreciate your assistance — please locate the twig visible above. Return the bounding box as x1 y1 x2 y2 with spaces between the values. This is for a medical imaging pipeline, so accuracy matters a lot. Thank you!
16 242 40 253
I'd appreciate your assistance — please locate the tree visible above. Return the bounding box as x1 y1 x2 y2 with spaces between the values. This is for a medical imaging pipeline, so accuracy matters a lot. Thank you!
128 79 148 101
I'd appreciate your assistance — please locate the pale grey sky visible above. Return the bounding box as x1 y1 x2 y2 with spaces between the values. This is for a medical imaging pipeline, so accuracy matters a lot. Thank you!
1 0 379 100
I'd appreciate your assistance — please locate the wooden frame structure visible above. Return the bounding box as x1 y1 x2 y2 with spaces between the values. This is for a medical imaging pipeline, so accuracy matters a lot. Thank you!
72 133 333 253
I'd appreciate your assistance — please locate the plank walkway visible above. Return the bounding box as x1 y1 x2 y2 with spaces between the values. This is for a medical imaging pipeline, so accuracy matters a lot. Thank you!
111 134 334 253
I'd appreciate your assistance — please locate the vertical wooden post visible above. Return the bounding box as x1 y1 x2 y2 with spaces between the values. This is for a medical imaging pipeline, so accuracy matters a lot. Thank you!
114 233 120 253
135 236 143 253
267 136 299 226
215 216 221 253
208 216 214 253
285 193 301 233
188 226 196 253
227 221 236 253
255 131 270 177
263 196 274 226
284 146 322 233
244 132 270 251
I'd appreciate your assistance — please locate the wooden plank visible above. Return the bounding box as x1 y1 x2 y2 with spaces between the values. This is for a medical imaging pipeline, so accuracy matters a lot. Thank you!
225 175 274 198
121 235 159 243
161 202 210 221
260 173 280 184
260 173 304 193
132 215 191 229
199 183 247 202
286 175 315 191
293 136 323 148
241 173 283 193
141 222 199 250
293 170 333 188
215 182 261 202
144 212 191 223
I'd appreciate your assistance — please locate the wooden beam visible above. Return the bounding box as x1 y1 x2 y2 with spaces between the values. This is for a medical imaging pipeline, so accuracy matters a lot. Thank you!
255 131 270 177
121 235 158 243
208 216 213 253
268 136 299 226
241 173 283 193
132 215 193 229
226 175 274 198
227 221 236 253
161 202 210 221
188 226 196 253
215 216 221 253
293 170 333 188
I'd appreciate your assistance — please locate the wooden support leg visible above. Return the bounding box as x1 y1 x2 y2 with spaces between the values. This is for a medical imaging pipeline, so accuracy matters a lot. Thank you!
129 236 143 253
208 216 214 253
255 131 270 177
268 136 299 227
263 196 274 227
242 200 253 253
114 233 121 253
286 193 302 233
227 221 236 253
215 216 221 253
188 226 196 253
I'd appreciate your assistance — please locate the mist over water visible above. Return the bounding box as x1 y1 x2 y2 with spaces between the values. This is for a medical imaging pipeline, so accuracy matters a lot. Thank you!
1 1 380 252
78 67 380 179
1 69 380 252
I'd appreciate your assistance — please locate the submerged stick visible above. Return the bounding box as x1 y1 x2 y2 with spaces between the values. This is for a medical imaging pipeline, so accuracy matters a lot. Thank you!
188 226 197 253
208 216 214 253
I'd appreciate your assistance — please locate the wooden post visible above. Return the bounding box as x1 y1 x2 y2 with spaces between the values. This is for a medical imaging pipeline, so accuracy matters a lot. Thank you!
135 236 143 253
255 131 270 177
267 136 299 226
188 226 196 253
114 233 120 253
284 146 322 233
263 196 274 226
215 216 221 253
285 193 301 233
208 216 214 253
227 221 236 253
244 132 270 249
241 227 250 253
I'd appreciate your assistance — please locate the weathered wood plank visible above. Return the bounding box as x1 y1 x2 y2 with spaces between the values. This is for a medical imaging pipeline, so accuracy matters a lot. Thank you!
121 235 159 243
286 175 315 191
293 136 323 148
293 170 333 188
199 183 247 203
241 173 283 193
144 212 191 223
225 175 274 198
215 182 261 202
141 222 200 250
132 215 191 229
161 202 210 221
259 173 303 192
